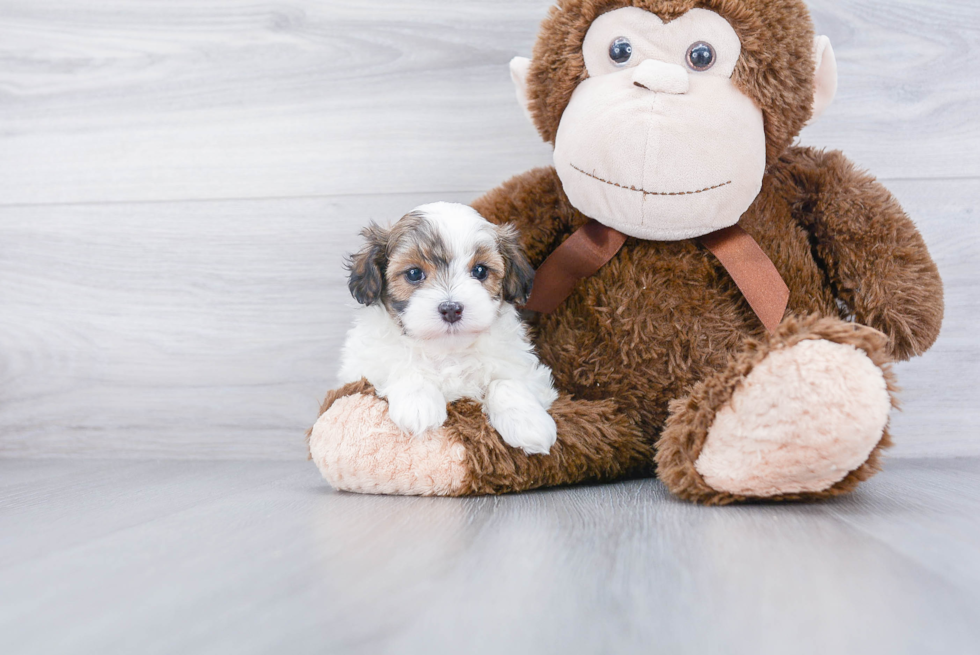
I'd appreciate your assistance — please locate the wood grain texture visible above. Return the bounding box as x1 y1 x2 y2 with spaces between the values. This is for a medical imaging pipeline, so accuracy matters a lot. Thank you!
883 179 980 457
0 0 977 460
0 0 977 206
0 0 554 205
799 0 980 178
0 191 472 459
0 180 975 460
1 458 979 655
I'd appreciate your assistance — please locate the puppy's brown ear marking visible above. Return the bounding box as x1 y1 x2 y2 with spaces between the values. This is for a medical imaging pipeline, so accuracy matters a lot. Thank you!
347 223 389 305
497 223 535 304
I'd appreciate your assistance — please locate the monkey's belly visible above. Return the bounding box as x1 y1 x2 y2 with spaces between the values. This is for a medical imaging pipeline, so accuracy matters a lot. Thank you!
533 242 773 428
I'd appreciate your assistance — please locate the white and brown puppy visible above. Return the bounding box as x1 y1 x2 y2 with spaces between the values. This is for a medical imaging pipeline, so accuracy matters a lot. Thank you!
338 202 559 455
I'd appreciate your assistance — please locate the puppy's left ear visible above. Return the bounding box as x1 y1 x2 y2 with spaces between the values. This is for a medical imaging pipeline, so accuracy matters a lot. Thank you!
496 223 535 305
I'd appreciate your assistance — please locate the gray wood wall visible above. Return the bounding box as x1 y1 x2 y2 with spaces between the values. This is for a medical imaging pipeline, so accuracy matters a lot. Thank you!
1 0 977 460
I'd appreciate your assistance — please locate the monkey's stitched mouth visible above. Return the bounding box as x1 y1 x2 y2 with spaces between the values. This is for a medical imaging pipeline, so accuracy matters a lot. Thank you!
570 163 732 197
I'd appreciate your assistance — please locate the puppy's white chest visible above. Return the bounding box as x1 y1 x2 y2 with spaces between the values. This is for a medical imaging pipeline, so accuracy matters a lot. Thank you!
420 350 491 403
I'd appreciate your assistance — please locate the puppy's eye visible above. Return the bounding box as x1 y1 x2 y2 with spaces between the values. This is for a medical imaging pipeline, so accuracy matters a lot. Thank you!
471 264 489 281
609 37 633 66
405 267 425 283
686 42 715 72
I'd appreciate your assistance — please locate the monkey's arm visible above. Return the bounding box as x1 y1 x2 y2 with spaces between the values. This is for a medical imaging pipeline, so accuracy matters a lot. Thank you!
787 148 944 361
471 166 581 266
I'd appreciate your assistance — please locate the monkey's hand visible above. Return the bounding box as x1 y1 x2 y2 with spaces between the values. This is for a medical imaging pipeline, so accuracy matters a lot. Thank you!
788 147 944 360
308 380 650 497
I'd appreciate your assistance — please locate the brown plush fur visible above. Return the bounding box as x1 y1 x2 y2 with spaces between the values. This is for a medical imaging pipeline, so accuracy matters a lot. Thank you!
450 394 653 495
464 150 941 501
314 0 944 502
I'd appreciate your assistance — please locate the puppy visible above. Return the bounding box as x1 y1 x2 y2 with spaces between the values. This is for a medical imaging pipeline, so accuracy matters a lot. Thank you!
338 202 558 455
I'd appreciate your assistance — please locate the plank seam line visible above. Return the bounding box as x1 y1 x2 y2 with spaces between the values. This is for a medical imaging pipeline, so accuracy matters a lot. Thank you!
0 190 495 210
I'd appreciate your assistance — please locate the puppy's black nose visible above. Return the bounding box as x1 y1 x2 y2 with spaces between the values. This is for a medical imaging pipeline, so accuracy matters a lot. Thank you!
438 301 463 324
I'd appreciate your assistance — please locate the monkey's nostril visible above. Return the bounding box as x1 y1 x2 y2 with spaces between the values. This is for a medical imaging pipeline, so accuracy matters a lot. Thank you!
438 301 464 324
631 60 690 95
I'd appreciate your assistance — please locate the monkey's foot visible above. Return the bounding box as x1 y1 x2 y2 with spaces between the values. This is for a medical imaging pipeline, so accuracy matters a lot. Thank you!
656 316 896 504
308 380 652 496
695 338 891 496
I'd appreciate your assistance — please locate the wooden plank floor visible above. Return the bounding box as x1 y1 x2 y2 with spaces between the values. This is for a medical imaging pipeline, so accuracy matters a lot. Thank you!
2 458 979 655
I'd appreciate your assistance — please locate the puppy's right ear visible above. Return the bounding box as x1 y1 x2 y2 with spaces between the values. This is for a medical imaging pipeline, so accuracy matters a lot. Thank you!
346 223 389 305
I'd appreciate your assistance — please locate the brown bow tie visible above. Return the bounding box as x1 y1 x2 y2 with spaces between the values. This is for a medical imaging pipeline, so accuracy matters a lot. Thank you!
522 220 790 333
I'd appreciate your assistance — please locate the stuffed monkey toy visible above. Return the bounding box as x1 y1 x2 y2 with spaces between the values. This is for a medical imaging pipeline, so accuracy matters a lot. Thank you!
309 0 944 504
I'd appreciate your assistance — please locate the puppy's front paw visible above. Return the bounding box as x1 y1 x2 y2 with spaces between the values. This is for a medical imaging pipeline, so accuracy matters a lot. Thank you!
493 405 557 456
386 385 448 437
486 380 558 455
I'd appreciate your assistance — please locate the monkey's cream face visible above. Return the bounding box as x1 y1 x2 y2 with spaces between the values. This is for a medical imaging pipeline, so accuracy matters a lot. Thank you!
552 7 767 241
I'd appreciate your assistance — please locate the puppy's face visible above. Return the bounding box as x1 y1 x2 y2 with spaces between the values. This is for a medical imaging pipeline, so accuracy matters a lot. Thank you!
348 202 534 343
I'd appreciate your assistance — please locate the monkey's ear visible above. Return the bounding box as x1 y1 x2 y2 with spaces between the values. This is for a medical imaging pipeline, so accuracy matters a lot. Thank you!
346 224 389 305
510 56 535 125
807 36 838 126
496 223 536 305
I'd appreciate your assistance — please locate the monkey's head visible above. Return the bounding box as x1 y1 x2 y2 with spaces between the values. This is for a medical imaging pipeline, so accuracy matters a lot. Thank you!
511 0 838 240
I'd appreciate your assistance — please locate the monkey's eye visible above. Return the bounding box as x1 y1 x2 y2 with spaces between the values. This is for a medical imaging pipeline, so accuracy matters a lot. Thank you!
686 42 716 71
405 267 425 283
608 37 633 66
471 264 489 281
